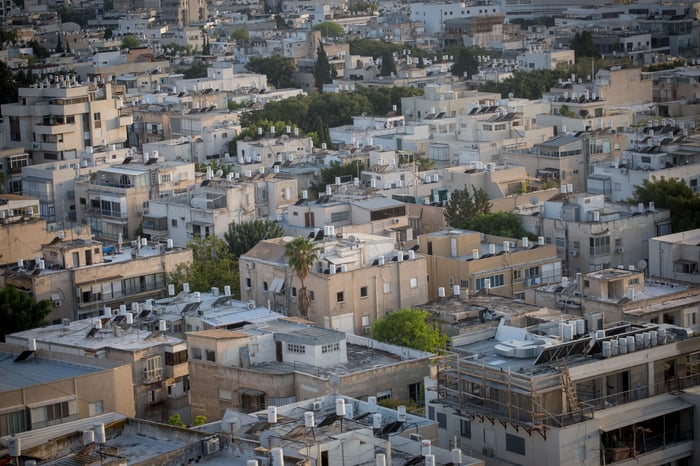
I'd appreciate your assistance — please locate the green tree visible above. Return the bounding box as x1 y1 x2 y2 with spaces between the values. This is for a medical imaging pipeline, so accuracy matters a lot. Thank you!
313 21 344 38
168 235 240 297
478 69 569 100
450 47 481 78
284 236 320 317
246 55 296 89
55 35 63 53
628 177 700 232
231 29 249 40
0 61 19 115
168 413 186 427
275 14 288 30
313 42 334 92
379 50 396 77
194 415 208 426
371 308 447 353
202 35 211 55
469 211 532 238
443 186 492 229
415 157 435 171
0 286 52 341
311 160 365 194
120 35 141 49
570 30 600 59
176 62 208 79
29 40 50 59
224 219 285 258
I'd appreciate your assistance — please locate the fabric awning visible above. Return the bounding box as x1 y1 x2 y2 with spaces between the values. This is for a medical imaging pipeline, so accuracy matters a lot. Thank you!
236 388 265 396
325 255 357 265
270 277 285 293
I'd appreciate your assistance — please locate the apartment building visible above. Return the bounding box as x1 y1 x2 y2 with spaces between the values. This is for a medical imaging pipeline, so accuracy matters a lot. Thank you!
236 133 314 169
426 317 700 465
418 229 562 300
187 320 434 421
0 78 131 164
240 233 428 331
0 341 135 437
401 84 501 122
74 159 195 242
649 229 700 284
540 193 672 276
1 237 192 322
7 314 189 423
143 172 297 247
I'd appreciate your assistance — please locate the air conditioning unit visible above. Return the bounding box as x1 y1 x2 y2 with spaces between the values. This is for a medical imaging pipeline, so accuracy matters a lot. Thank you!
482 447 495 457
616 246 624 253
363 326 371 335
31 142 41 150
409 433 422 442
202 437 220 455
312 401 323 411
570 250 579 256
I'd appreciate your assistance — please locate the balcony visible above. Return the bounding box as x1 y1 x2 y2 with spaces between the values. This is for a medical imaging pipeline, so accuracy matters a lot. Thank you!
85 207 128 218
142 367 163 384
34 122 78 135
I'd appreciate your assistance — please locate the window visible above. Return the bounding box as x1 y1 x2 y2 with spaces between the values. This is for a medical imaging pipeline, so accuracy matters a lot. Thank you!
376 389 392 401
9 117 21 141
475 273 504 290
513 270 522 282
460 419 471 438
144 355 162 379
93 112 101 129
383 283 392 293
287 343 306 353
309 290 315 301
657 223 672 236
165 350 188 365
410 278 418 288
505 433 526 455
641 156 651 163
191 347 202 359
263 281 269 292
360 286 368 298
89 401 103 416
330 211 350 222
436 412 447 428
0 410 27 436
245 278 252 289
589 236 610 256
206 350 216 362
336 291 344 302
171 219 178 227
322 342 340 353
291 287 297 297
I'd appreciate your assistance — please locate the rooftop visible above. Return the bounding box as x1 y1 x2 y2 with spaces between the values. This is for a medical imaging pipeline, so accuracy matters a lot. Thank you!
0 351 103 391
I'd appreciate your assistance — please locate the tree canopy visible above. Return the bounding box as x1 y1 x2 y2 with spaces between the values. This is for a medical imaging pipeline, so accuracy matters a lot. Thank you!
311 160 365 194
246 55 296 89
224 219 285 258
379 50 396 77
120 35 141 49
449 46 488 79
0 286 51 341
444 186 492 229
231 29 249 40
570 30 600 59
313 22 344 37
478 69 569 99
371 308 447 353
168 235 240 297
0 61 19 115
628 177 700 232
468 211 532 239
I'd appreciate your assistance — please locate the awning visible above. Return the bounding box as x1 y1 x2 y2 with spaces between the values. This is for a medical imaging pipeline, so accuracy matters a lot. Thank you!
186 220 214 227
50 293 61 302
270 277 285 293
75 274 122 285
596 395 693 432
236 388 265 396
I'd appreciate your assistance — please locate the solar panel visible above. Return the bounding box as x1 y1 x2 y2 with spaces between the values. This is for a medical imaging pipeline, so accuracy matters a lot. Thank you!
86 327 99 338
13 350 36 362
533 337 592 365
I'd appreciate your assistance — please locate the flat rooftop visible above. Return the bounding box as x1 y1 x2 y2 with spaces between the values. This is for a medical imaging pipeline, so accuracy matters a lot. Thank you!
0 352 102 391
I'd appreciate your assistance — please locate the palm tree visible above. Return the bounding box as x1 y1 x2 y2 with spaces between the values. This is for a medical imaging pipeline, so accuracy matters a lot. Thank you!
284 236 320 317
415 157 436 171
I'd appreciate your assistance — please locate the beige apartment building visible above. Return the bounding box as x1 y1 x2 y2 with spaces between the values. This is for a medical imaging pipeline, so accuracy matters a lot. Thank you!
240 234 429 333
1 78 131 163
7 317 189 423
2 237 192 321
187 320 434 421
418 229 562 300
0 341 135 437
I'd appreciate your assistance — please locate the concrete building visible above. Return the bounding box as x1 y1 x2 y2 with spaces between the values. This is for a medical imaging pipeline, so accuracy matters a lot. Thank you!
0 413 233 464
228 394 485 466
0 78 132 164
0 342 135 437
409 2 502 35
1 238 192 322
401 84 501 123
74 159 195 242
7 314 189 423
540 193 672 277
143 173 297 247
187 320 434 421
0 147 29 194
240 234 428 331
427 316 700 465
418 229 561 300
649 229 700 284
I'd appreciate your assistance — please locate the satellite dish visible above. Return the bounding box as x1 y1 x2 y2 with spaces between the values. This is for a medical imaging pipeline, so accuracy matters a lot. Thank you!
508 92 514 99
329 375 340 389
74 226 83 235
530 196 538 205
637 259 648 272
